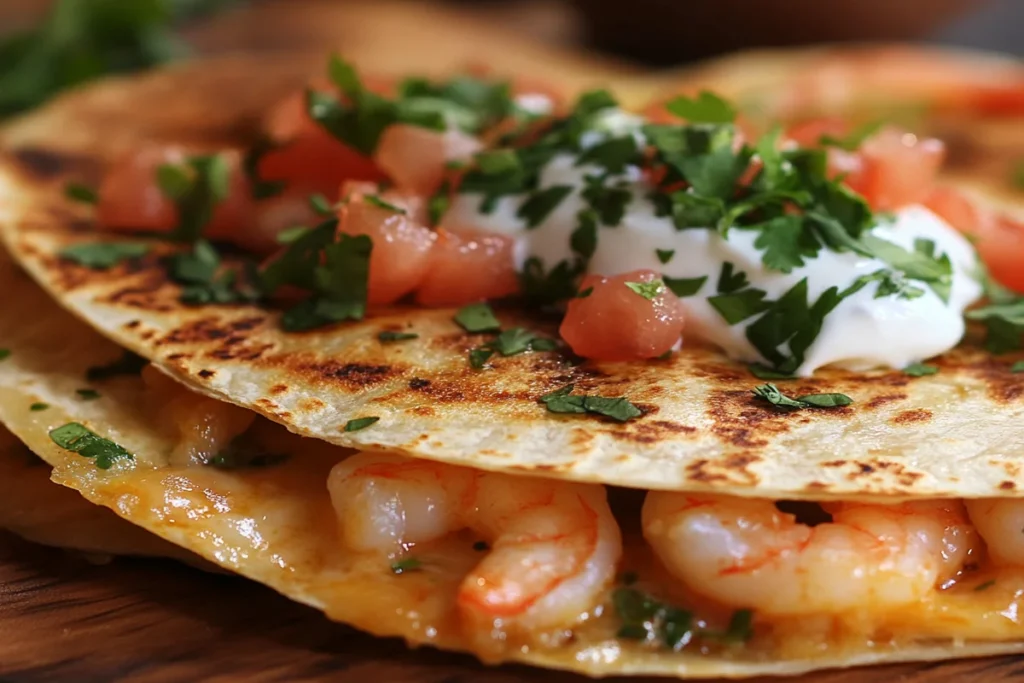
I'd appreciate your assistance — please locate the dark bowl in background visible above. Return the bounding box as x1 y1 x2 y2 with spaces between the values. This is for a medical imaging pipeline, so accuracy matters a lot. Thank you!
570 0 981 65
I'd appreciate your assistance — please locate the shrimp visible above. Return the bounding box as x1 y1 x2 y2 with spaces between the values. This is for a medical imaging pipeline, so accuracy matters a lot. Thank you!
327 452 622 652
642 492 975 617
965 500 1024 566
141 365 255 467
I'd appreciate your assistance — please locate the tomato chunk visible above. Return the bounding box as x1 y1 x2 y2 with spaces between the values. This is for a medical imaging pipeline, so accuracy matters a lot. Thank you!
374 124 481 196
415 229 519 306
560 270 685 361
336 192 435 305
97 146 252 239
851 127 945 211
927 188 1024 293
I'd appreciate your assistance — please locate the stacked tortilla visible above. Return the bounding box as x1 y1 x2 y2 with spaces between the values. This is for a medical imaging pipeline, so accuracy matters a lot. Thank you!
0 47 1023 678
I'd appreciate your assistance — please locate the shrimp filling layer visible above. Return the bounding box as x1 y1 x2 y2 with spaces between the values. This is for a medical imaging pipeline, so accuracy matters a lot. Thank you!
70 56 1024 378
124 368 1024 659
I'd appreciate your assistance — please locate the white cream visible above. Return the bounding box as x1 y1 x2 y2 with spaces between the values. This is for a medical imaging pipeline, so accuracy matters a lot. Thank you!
443 117 982 376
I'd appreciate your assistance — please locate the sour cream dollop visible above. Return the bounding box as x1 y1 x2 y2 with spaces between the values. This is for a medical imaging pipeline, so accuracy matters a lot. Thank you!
443 112 983 376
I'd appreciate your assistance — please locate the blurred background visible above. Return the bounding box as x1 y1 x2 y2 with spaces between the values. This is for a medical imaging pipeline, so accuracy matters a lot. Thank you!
1 0 1021 119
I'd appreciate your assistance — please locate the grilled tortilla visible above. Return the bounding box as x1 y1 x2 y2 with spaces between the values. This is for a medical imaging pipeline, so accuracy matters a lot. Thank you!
1 53 1023 500
5 247 1024 676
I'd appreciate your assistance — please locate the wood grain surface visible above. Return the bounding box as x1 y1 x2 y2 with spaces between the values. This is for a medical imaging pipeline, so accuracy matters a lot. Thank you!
2 531 1024 683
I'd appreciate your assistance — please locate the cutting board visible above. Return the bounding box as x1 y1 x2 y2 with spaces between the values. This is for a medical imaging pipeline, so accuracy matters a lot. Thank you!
1 2 1023 681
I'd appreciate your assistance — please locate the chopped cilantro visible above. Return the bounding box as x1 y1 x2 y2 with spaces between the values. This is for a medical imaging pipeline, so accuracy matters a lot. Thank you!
613 586 753 650
904 362 939 377
206 440 289 470
539 384 642 422
29 402 49 412
655 249 675 264
453 302 501 333
819 121 884 151
752 383 852 410
0 349 9 361
716 262 749 294
520 257 585 307
967 297 1024 354
664 91 736 124
1013 160 1024 190
365 194 406 214
517 185 573 228
76 388 101 401
156 154 231 242
575 136 640 174
391 557 422 574
242 138 286 200
469 347 495 369
570 210 598 260
975 579 997 592
625 280 664 300
59 242 149 269
378 330 418 342
86 351 147 382
576 286 594 299
1012 361 1024 373
581 175 631 226
748 364 795 380
64 182 97 204
428 181 451 225
708 288 771 324
662 275 706 298
166 240 258 307
49 422 133 469
344 416 380 432
308 193 334 216
275 226 310 244
278 233 373 332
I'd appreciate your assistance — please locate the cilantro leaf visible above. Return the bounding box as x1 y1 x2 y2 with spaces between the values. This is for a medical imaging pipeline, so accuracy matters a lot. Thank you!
752 383 852 410
428 180 451 225
967 298 1024 354
309 193 334 215
575 136 640 174
344 416 380 432
76 388 101 401
1012 361 1024 373
664 91 736 124
49 422 134 469
518 185 573 228
519 257 584 306
571 210 599 259
539 384 642 422
378 330 418 342
365 194 406 214
904 362 939 377
85 351 147 382
454 303 501 333
663 275 706 297
625 280 664 300
716 262 748 293
59 242 149 269
581 176 631 226
156 154 231 242
751 215 821 274
30 403 49 412
391 557 423 574
243 138 287 199
64 182 97 204
469 347 495 369
656 249 675 264
708 288 771 324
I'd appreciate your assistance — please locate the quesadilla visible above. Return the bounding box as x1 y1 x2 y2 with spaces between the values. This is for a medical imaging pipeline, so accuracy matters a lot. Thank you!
2 245 1024 676
2 47 1024 677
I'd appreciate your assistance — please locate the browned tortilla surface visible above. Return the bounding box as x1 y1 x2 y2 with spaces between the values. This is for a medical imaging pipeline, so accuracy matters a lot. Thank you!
1 53 1024 499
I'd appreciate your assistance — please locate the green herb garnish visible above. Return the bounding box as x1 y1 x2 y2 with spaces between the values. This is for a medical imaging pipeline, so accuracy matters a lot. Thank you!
391 557 422 575
655 249 675 264
0 349 9 361
206 449 289 470
364 194 406 214
156 153 231 242
625 280 664 300
539 384 642 422
752 383 853 410
29 403 49 412
378 330 418 342
614 586 753 650
662 276 706 298
904 362 939 377
86 351 147 382
517 184 574 228
664 91 736 124
309 193 334 216
76 388 100 401
64 182 98 204
344 416 380 432
975 580 997 592
453 302 501 333
49 422 133 469
1011 361 1024 373
59 242 149 269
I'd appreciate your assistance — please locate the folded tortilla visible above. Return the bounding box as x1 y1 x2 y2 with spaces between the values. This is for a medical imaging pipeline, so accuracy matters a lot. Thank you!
3 246 1024 676
1 53 1023 501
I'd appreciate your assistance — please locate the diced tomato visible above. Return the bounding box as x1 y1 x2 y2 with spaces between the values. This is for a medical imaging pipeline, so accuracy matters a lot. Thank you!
259 86 387 197
927 187 1024 293
415 229 519 306
336 194 435 305
374 124 482 196
849 127 945 211
97 146 253 239
560 270 685 361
